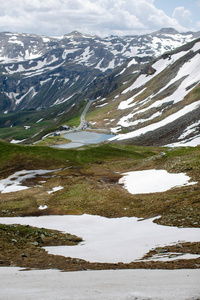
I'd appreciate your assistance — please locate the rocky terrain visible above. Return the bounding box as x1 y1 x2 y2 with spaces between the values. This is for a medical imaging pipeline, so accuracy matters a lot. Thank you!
88 38 200 147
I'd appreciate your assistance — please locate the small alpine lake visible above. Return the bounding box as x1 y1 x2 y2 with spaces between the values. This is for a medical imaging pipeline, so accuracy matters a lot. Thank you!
52 131 114 149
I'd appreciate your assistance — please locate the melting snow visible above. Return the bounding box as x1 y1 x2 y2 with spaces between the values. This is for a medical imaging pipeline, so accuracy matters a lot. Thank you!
0 170 57 194
178 120 200 140
191 41 200 52
47 186 64 194
119 169 196 194
43 37 50 43
36 118 43 123
38 205 48 210
62 48 81 59
0 214 199 264
10 139 26 144
166 135 200 148
156 52 200 105
111 100 200 142
15 87 37 105
53 94 75 106
121 48 200 96
119 88 146 108
95 102 108 108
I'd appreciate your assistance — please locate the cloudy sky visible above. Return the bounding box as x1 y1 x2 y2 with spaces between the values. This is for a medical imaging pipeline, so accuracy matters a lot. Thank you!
0 0 199 37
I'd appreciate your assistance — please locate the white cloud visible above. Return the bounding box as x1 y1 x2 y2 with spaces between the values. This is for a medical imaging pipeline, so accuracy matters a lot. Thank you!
0 0 189 37
172 6 192 28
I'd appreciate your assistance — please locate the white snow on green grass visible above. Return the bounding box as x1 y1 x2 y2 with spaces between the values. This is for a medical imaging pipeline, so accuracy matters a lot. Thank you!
47 186 64 194
38 205 48 210
0 170 57 194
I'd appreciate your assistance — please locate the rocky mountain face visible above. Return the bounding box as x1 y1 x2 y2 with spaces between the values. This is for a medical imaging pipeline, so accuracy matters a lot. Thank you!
0 28 200 146
90 38 200 147
0 28 199 114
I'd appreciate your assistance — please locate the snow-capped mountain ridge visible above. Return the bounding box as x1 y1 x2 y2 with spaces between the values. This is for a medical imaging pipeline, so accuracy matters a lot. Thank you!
0 28 199 68
90 38 200 147
0 28 199 114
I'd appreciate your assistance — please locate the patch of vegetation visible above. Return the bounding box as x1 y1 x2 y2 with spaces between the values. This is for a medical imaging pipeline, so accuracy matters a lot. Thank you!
184 83 200 104
0 223 85 270
65 113 82 127
0 197 35 213
35 135 71 146
0 98 86 143
0 223 82 246
86 99 118 125
0 140 159 174
60 100 86 128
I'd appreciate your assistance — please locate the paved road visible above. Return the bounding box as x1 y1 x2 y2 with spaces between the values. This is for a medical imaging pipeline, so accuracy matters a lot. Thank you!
77 100 94 130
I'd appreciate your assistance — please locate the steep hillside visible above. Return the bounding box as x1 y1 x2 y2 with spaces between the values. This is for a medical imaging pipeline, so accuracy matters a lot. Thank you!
88 38 200 147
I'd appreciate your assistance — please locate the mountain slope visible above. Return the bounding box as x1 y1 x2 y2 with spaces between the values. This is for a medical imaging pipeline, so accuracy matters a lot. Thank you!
88 38 200 147
0 28 199 114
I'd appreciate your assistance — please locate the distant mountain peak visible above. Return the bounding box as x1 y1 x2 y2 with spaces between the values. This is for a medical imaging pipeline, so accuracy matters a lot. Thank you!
71 30 82 35
66 30 84 37
64 30 97 39
157 28 179 34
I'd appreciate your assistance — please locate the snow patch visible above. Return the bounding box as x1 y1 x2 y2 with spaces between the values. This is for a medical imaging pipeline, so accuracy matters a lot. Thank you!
36 118 43 123
119 88 146 109
0 170 57 194
119 169 196 194
10 139 26 144
47 186 64 194
38 205 48 210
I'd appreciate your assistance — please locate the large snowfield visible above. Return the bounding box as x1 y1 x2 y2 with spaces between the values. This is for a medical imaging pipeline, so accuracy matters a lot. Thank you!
1 267 200 300
1 214 200 264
